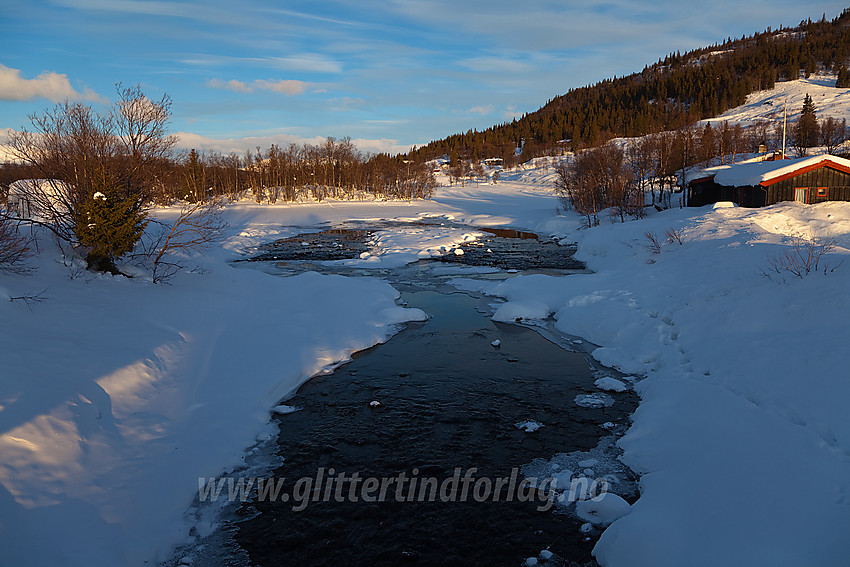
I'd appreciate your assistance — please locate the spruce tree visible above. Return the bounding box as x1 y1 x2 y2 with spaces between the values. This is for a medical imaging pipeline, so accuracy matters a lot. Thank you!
837 65 850 88
74 171 148 274
793 94 820 157
184 149 205 202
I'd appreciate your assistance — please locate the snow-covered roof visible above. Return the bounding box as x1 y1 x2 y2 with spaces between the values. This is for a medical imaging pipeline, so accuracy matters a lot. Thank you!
698 154 850 187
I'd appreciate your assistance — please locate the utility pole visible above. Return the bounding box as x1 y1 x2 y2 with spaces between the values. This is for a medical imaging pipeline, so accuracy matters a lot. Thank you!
781 98 788 159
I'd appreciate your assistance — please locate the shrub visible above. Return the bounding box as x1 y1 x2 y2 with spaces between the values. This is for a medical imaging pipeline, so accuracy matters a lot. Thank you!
644 231 663 254
764 234 839 279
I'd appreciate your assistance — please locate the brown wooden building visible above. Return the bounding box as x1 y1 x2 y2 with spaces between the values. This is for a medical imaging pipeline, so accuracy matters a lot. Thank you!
688 154 850 207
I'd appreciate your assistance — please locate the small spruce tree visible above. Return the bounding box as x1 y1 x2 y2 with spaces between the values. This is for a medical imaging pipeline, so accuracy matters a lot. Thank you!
793 94 820 157
836 65 850 88
74 172 148 274
183 149 206 203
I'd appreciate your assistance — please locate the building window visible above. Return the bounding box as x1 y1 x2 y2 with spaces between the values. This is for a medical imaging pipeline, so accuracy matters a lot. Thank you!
817 187 827 197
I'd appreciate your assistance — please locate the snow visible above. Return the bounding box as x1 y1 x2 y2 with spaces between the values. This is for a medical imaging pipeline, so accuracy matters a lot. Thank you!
705 74 850 128
516 420 543 432
576 493 632 526
594 376 628 392
5 131 850 566
451 199 850 567
0 174 574 566
702 154 850 187
493 298 552 322
711 200 737 209
342 225 483 267
0 255 425 566
574 393 615 408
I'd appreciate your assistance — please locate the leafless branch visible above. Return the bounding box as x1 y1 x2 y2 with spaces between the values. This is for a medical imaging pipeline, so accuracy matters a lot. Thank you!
0 216 34 274
9 289 48 308
147 200 227 283
764 234 838 279
644 231 663 254
665 228 685 245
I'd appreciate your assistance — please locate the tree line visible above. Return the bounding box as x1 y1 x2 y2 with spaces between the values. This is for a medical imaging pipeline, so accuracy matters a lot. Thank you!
180 139 435 205
556 95 849 227
411 9 850 164
0 86 436 277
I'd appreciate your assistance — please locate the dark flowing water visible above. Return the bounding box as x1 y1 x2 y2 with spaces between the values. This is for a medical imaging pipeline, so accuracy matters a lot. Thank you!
242 219 583 272
171 223 637 567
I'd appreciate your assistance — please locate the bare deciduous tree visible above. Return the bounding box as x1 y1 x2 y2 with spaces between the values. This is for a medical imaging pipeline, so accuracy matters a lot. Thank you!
820 116 848 155
555 142 635 226
0 217 34 274
627 136 653 212
112 83 177 199
6 85 176 272
144 200 227 283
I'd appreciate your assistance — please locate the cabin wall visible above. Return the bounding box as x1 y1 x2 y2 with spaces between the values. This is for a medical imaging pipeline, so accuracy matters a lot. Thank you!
765 166 850 205
688 181 764 207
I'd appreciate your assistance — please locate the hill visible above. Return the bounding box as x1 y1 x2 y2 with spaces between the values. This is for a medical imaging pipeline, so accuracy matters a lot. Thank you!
409 9 850 165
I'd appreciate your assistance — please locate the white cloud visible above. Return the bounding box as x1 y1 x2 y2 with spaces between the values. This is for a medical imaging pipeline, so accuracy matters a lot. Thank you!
459 57 534 75
174 131 410 156
253 79 308 95
268 54 342 74
207 79 310 96
327 96 366 111
503 106 523 120
468 105 494 115
0 128 17 163
0 64 101 102
207 78 310 96
182 53 342 74
206 78 252 93
349 137 412 155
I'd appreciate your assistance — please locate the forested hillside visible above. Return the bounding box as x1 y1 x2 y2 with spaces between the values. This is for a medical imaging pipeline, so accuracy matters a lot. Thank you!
409 10 850 165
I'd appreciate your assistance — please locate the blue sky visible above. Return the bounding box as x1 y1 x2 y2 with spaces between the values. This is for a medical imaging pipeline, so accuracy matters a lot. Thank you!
1 1 846 155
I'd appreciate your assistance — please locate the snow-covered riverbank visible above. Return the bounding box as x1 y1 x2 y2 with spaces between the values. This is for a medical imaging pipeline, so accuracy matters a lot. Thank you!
0 180 564 566
2 173 849 566
455 200 850 567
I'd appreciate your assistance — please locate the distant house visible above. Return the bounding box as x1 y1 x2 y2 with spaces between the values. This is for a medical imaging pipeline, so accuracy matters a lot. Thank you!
687 154 850 207
7 179 72 221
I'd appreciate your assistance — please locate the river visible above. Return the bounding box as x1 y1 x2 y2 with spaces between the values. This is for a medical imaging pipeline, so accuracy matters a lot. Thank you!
169 222 638 567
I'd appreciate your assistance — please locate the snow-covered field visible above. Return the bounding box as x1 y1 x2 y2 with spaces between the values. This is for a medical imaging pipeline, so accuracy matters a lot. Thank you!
4 172 850 566
454 200 850 566
3 75 850 566
707 74 850 126
0 180 569 566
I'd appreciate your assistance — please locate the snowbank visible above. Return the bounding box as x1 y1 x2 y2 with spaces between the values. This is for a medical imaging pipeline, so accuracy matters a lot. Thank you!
7 171 850 566
346 225 484 267
0 229 425 566
0 181 569 566
453 201 850 567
